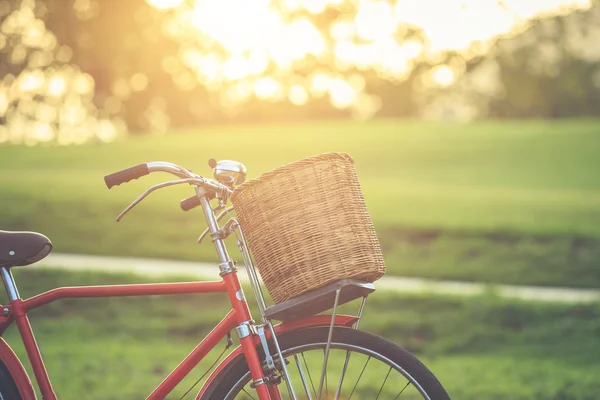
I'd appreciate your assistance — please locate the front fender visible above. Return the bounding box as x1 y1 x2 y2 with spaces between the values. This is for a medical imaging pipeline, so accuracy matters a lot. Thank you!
0 337 36 400
196 314 358 399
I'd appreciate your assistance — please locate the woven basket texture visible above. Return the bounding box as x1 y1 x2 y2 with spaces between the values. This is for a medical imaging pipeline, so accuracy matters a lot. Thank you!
231 153 385 304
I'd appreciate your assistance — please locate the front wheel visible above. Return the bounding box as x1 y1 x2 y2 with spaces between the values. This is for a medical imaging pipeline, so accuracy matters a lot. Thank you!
204 326 450 399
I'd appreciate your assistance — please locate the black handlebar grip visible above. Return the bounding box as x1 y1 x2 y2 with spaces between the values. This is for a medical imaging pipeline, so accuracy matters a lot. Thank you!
104 164 150 189
180 192 216 211
180 195 201 211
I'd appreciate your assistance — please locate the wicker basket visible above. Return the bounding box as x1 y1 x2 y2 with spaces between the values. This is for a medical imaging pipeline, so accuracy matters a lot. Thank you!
231 153 385 304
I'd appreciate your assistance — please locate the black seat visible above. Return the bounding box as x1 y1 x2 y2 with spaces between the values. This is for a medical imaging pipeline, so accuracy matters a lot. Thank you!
0 231 52 267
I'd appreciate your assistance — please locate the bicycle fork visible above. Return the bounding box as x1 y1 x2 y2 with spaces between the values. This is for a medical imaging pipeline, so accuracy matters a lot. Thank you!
198 191 293 399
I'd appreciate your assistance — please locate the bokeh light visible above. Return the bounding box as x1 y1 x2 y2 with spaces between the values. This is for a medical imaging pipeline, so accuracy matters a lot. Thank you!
147 0 590 119
0 0 125 146
1 0 593 146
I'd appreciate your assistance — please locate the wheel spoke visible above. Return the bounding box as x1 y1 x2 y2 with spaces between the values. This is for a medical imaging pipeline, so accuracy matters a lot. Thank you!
394 381 412 399
375 366 392 400
301 352 317 398
242 387 257 400
347 356 371 400
293 354 313 400
323 350 328 399
334 350 352 399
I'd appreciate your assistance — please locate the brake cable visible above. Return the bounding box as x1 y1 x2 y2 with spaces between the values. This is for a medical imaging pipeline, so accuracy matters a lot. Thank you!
116 178 206 222
179 332 235 400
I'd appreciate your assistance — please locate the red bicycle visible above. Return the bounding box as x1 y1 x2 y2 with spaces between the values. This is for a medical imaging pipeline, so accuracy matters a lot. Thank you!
0 160 450 399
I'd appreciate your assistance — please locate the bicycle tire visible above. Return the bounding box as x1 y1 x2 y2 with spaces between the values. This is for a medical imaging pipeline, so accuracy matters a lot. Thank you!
202 326 450 399
0 358 22 400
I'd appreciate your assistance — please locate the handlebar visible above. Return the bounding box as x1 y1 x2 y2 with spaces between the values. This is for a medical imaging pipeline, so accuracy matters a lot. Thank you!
104 161 233 220
104 161 196 189
105 161 231 195
180 194 209 211
104 164 149 188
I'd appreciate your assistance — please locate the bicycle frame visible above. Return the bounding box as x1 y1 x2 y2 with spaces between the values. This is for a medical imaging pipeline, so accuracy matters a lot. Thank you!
0 163 360 399
0 272 360 400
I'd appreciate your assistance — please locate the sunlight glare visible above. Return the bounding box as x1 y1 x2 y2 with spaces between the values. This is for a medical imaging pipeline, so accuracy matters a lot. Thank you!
355 1 396 41
223 55 250 81
289 85 309 105
254 77 283 100
433 65 455 86
303 0 330 14
147 0 592 112
310 73 330 96
330 20 353 41
18 70 45 93
329 78 356 109
146 0 184 10
190 0 279 54
46 75 67 97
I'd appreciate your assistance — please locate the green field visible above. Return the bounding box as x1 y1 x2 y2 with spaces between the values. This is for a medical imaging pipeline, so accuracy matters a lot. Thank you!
2 268 599 399
1 119 599 287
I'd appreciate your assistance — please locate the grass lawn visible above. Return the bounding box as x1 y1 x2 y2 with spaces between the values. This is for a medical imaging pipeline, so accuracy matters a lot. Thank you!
1 268 599 399
0 119 599 287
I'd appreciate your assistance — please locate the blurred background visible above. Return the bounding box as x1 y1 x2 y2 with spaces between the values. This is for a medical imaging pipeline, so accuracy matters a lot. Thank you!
1 0 599 398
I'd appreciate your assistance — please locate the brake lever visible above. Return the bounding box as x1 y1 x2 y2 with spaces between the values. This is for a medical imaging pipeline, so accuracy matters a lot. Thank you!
197 206 235 243
116 178 205 222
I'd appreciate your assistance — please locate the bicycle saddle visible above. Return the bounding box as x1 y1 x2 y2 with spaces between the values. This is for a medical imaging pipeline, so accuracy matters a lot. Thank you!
0 231 52 267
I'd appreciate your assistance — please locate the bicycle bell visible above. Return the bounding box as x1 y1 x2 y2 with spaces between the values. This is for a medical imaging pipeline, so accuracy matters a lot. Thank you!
209 159 247 188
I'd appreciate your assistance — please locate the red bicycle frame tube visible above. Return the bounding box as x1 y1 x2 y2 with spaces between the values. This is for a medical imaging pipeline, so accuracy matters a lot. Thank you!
148 309 238 399
0 271 274 400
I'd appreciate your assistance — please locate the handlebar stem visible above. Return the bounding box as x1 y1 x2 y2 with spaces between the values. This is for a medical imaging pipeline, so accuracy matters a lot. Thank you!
196 187 235 269
147 161 233 200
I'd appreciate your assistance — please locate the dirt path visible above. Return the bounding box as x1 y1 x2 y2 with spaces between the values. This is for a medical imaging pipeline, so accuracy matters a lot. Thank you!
33 253 600 304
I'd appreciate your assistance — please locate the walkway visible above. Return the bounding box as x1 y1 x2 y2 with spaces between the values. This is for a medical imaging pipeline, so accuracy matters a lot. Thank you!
32 253 600 304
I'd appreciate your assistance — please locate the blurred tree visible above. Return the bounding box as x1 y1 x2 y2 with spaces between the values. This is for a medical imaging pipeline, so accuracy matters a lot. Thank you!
43 0 190 133
3 0 596 140
0 0 125 145
427 2 600 120
39 0 436 131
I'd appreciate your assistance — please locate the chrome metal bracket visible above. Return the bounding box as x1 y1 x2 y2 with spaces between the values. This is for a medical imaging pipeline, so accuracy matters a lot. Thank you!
210 219 239 242
218 260 237 276
197 206 235 244
250 378 266 388
354 296 368 329
257 325 276 372
235 320 257 339
1 267 20 302
213 198 227 213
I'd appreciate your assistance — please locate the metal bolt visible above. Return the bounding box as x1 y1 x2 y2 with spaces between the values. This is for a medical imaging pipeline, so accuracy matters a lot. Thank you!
8 250 14 256
3 308 9 316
